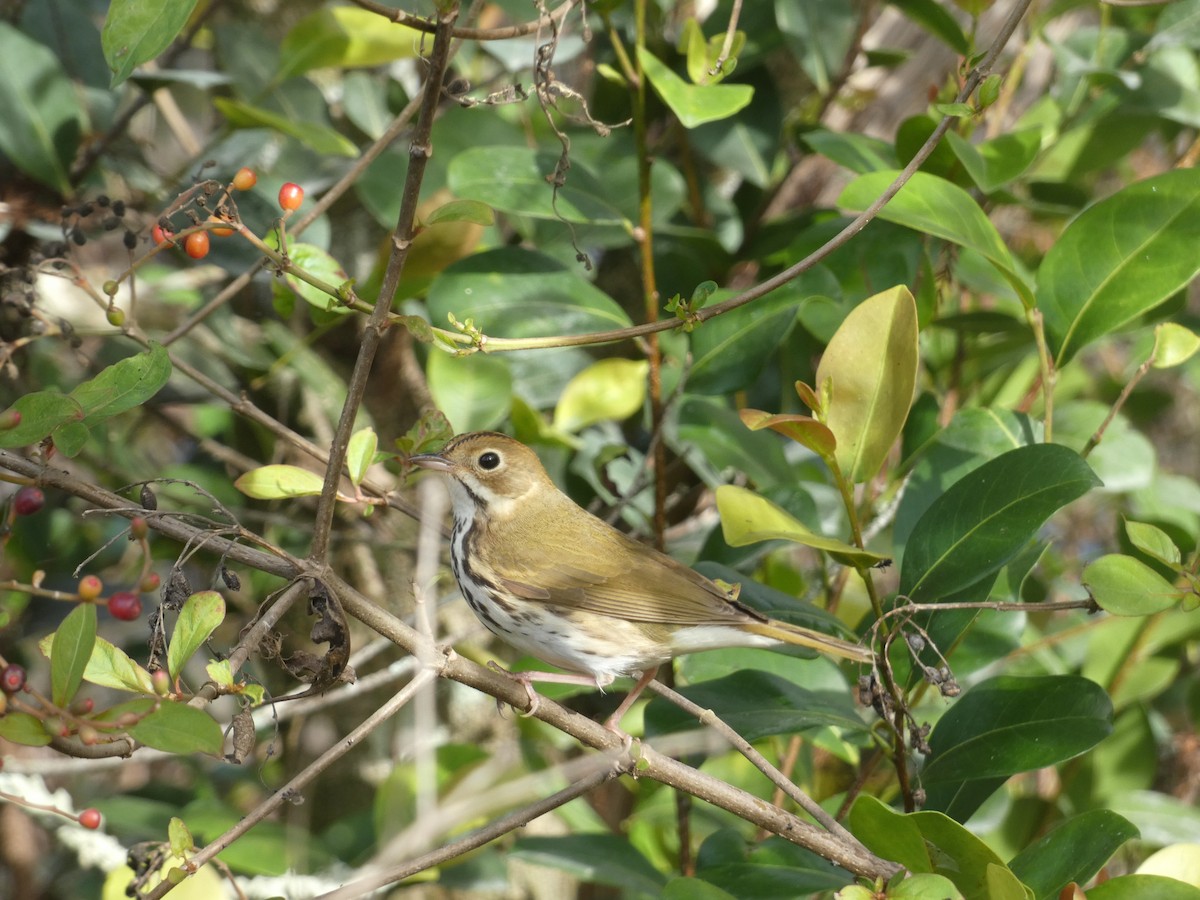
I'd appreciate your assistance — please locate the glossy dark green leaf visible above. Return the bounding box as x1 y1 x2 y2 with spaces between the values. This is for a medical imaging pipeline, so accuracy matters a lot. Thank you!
427 248 632 339
1008 810 1138 900
838 171 1031 304
889 0 971 54
510 835 667 895
848 795 933 874
644 669 866 741
899 443 1100 602
776 0 858 93
803 129 897 174
102 0 199 86
895 408 1041 551
923 675 1113 820
662 877 737 900
688 291 802 394
675 396 794 489
167 592 226 681
69 344 173 423
50 603 97 708
1039 169 1200 366
129 702 223 755
0 24 84 192
0 391 84 448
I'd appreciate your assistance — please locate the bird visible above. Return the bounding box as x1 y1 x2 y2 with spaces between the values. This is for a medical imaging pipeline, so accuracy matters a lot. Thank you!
410 431 873 730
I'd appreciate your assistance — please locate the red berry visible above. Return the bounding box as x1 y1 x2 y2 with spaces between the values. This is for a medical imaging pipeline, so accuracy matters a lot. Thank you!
139 572 161 593
184 231 210 259
130 517 149 540
1 663 25 693
232 167 257 191
107 591 142 621
13 486 44 516
278 182 304 211
78 808 102 829
78 575 103 601
152 223 175 246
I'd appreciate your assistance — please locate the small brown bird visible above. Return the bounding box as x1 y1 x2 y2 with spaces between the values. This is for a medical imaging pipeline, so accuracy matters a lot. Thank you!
412 432 872 729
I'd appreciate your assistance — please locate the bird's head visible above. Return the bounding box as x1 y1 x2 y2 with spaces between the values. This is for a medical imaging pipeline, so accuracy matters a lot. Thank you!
410 432 554 519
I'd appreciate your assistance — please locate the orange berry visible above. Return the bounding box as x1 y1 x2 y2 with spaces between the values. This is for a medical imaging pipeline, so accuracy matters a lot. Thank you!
78 808 102 829
184 231 210 259
78 575 103 601
232 167 257 191
278 182 304 211
208 215 235 237
151 223 175 246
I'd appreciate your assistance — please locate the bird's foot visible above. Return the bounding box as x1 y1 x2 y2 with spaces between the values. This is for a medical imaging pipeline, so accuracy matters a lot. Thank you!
487 660 541 717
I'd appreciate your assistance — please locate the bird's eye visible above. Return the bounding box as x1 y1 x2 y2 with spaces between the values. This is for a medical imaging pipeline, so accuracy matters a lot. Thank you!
478 451 501 470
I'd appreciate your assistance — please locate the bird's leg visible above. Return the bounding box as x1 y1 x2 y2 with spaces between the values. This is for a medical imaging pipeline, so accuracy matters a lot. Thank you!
602 667 658 734
486 661 599 718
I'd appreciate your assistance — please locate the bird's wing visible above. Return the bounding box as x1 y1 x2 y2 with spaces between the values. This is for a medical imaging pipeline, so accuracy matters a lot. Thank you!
487 515 757 626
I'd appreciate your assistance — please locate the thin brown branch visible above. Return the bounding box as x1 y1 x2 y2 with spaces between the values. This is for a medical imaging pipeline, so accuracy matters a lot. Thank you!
347 0 576 40
308 5 460 563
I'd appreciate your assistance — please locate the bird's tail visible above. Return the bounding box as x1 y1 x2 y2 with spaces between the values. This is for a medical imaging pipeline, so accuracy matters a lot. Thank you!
744 619 874 664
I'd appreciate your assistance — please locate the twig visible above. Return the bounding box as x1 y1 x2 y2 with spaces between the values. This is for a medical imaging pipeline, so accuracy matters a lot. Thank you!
308 4 460 563
142 668 441 899
710 0 742 75
347 0 576 41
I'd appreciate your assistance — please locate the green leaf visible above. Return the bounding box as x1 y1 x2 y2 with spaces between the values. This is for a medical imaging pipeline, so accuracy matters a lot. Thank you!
1039 168 1200 366
51 421 90 457
838 170 1031 305
1125 520 1182 567
687 289 802 395
638 47 753 128
945 128 1042 193
234 465 326 500
1087 874 1200 900
923 675 1113 820
423 199 495 227
168 817 195 856
0 391 84 448
553 359 649 432
426 248 633 337
1083 554 1182 617
69 344 172 423
129 702 223 755
0 24 84 192
511 835 667 895
716 485 888 567
899 443 1100 602
815 285 919 483
346 427 378 487
775 0 858 94
93 640 156 694
0 712 53 746
273 242 355 313
644 669 866 740
167 592 226 681
213 98 359 157
102 0 199 86
803 129 898 174
278 7 421 78
890 0 971 55
426 352 512 435
51 603 97 708
447 146 683 228
1153 322 1200 368
1008 810 1138 900
848 795 933 874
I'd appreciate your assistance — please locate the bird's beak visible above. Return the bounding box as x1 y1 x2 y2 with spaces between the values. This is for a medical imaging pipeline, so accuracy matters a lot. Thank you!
410 453 452 472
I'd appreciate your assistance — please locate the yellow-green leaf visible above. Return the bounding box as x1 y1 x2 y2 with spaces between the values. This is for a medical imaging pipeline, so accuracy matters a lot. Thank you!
167 592 226 681
235 465 326 499
716 485 887 567
41 634 154 693
346 426 378 486
50 602 97 707
815 286 918 483
554 359 649 433
1153 322 1200 369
